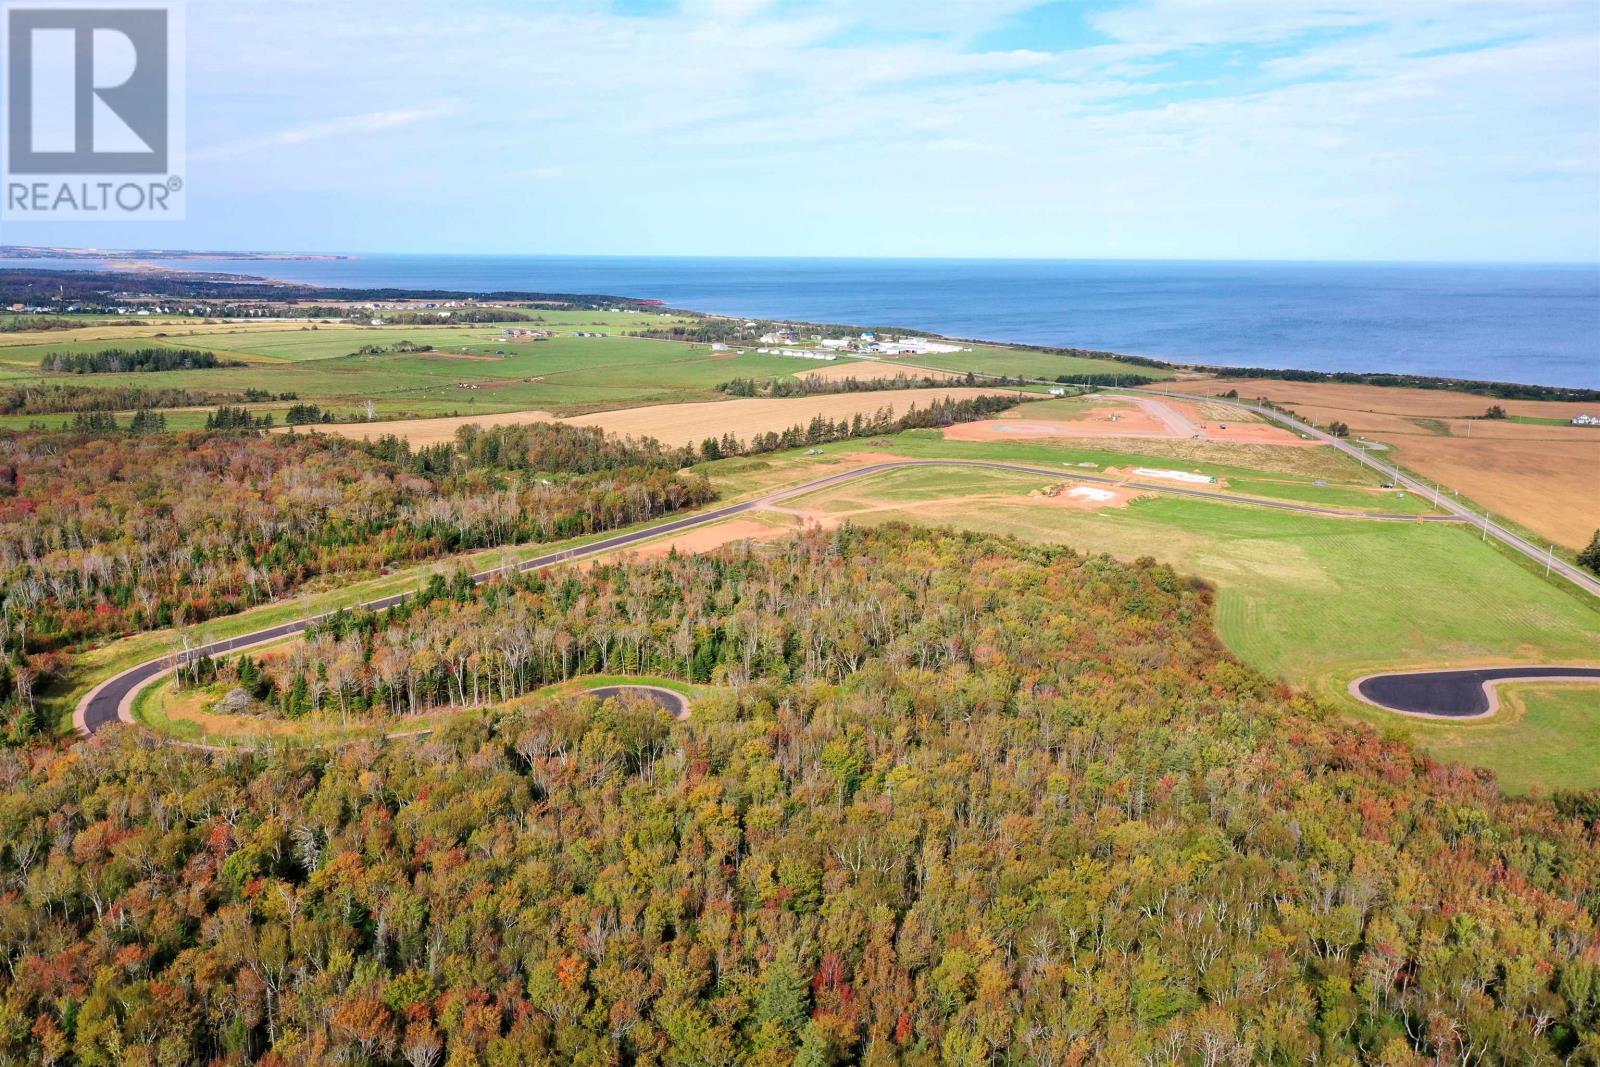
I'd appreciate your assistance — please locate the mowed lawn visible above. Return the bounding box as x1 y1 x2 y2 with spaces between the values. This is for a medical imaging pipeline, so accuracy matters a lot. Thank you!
762 460 1600 793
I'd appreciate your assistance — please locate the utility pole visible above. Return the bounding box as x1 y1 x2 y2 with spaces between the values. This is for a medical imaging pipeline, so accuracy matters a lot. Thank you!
1547 543 1554 577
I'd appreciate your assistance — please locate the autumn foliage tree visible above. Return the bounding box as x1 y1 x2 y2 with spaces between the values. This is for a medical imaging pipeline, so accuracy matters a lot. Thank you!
0 525 1593 1064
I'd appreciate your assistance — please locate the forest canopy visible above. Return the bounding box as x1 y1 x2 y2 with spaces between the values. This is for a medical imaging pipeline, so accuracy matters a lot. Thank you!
0 526 1594 1065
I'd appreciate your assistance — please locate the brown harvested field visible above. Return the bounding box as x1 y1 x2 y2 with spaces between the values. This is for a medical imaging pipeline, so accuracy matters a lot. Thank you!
0 319 340 350
1156 378 1600 548
290 409 559 447
294 388 1016 449
943 395 1313 447
1160 377 1600 422
562 389 1015 446
1377 434 1598 549
793 362 964 383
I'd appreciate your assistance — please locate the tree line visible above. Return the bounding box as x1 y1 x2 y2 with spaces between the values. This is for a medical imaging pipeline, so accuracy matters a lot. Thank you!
1213 366 1600 403
0 426 714 742
40 347 241 374
0 384 291 417
0 525 1594 1063
698 393 1031 462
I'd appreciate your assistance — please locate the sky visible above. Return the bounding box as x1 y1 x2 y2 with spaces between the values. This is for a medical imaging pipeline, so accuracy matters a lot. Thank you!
3 0 1598 261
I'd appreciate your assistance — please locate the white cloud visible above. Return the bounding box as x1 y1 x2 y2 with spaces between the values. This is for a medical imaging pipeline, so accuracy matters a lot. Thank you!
45 0 1598 259
192 104 457 160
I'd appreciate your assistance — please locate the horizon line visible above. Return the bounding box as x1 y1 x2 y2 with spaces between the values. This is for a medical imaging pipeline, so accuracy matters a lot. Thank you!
3 246 1598 269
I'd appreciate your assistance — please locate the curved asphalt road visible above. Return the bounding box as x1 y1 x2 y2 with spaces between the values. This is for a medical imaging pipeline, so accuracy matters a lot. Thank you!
585 685 691 721
1353 666 1600 718
76 458 1465 737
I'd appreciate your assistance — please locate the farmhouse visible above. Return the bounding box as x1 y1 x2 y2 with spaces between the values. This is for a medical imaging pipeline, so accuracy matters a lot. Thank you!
1572 413 1598 427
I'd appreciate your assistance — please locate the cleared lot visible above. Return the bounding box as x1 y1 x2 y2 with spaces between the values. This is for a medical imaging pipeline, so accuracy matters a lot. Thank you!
1158 378 1600 548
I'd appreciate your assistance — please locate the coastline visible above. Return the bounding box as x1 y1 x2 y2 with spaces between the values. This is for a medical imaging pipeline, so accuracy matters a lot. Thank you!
0 252 1593 395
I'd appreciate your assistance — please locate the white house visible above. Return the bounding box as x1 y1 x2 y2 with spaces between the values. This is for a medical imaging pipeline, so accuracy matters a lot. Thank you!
1573 413 1599 426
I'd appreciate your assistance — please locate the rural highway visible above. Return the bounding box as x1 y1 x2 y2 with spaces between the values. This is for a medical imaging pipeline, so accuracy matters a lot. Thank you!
846 353 1600 600
1131 388 1600 600
74 458 1464 737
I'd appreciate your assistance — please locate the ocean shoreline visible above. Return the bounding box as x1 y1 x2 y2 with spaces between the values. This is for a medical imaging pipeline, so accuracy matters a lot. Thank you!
2 252 1595 391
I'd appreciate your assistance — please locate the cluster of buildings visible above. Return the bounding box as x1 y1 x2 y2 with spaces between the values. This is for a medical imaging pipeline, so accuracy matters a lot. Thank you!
757 348 838 361
502 327 552 340
818 332 965 356
1573 413 1598 427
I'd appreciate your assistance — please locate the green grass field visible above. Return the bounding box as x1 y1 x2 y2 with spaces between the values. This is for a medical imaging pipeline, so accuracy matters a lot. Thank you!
1414 684 1600 795
0 329 880 427
19 325 1592 793
0 314 1164 425
758 456 1600 794
703 424 1437 515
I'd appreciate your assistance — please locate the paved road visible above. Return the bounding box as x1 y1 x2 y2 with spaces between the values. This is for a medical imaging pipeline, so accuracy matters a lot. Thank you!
585 685 690 720
853 351 1599 600
75 458 1461 737
1353 666 1600 718
1130 388 1600 600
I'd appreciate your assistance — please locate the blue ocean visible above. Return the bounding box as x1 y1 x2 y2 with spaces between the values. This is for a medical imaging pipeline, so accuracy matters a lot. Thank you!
6 255 1596 387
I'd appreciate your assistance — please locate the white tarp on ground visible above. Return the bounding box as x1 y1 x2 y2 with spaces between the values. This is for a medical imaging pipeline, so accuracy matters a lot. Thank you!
1133 467 1215 484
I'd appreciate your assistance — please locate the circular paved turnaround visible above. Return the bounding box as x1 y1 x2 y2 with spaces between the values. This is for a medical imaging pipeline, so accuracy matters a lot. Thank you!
1352 666 1600 719
584 685 690 721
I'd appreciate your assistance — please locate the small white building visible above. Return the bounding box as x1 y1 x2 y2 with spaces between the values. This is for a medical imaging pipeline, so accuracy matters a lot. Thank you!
1572 413 1599 426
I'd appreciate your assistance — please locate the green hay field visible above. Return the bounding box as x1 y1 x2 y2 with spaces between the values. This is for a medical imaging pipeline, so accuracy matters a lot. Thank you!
764 459 1600 794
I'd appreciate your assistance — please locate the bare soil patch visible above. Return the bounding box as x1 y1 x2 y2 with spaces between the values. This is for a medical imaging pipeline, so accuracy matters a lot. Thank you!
944 395 1310 446
1155 378 1598 547
794 363 964 383
1029 483 1149 511
620 519 791 560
